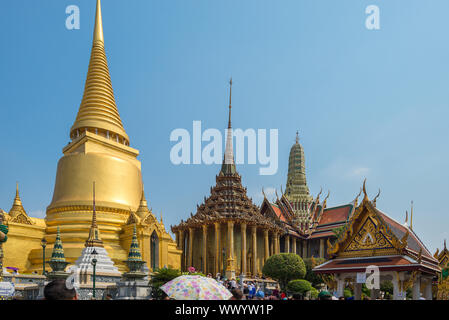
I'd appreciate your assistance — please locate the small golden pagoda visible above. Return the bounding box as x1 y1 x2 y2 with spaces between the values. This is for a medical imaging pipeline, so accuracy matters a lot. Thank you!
171 80 283 278
1 0 181 273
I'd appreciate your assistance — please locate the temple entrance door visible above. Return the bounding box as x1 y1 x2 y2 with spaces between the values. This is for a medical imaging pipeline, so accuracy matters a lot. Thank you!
151 231 159 270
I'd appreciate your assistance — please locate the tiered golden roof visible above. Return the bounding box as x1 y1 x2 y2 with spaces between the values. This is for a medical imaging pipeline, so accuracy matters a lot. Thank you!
70 0 129 144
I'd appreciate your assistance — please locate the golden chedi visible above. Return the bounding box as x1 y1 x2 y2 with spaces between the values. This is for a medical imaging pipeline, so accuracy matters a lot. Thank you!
2 0 181 273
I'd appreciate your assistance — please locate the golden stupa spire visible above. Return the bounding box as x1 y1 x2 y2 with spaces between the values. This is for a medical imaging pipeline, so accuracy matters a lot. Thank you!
85 182 104 248
136 186 150 219
93 0 104 43
70 0 129 144
13 182 22 207
9 182 27 218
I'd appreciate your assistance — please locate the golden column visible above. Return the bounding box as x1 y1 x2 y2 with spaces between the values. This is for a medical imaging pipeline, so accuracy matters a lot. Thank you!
202 225 207 273
226 221 235 275
292 237 296 254
251 226 257 276
285 235 290 253
188 227 194 268
273 232 278 254
276 233 281 253
241 223 247 276
179 230 185 270
214 222 220 275
264 229 269 262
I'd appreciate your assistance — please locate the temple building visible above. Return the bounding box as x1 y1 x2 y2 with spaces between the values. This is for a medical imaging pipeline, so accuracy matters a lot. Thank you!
260 133 360 260
1 0 181 274
313 182 440 300
171 80 284 278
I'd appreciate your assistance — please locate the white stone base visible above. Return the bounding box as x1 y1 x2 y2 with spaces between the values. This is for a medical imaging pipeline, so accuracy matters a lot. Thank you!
69 246 120 276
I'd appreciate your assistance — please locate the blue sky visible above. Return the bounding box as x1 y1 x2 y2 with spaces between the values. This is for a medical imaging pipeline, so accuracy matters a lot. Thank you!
1 0 449 253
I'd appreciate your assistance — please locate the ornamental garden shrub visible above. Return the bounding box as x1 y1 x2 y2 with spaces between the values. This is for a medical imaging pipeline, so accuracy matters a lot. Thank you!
262 253 306 292
310 287 319 299
287 279 312 298
150 267 181 299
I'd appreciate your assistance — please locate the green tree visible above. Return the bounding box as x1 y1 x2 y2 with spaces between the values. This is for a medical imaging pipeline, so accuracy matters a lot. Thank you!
150 267 181 299
262 253 306 291
287 279 312 298
303 257 326 288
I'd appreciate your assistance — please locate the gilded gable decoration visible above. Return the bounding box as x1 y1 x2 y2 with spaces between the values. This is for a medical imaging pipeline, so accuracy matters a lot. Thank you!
327 180 406 258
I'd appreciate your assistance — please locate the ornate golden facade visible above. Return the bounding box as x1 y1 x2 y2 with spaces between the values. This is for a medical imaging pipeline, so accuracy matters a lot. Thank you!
1 0 180 274
434 241 449 299
314 181 440 300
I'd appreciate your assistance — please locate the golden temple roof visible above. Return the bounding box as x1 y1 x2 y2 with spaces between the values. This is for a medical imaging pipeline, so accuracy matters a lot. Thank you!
70 0 129 144
8 183 34 225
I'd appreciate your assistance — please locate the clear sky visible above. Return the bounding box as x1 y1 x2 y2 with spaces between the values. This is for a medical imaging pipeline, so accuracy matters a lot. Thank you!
1 0 449 254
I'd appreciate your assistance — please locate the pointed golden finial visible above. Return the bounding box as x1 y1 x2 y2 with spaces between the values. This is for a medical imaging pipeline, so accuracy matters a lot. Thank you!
316 187 323 203
405 210 408 225
160 211 164 225
262 188 266 199
13 182 22 206
93 0 104 43
295 131 299 144
362 178 369 201
410 200 413 230
372 189 381 207
323 190 330 208
353 188 362 207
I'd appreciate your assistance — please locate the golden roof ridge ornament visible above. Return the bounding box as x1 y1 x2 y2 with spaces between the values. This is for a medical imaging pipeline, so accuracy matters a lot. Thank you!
323 190 330 208
353 188 362 207
70 0 129 144
362 178 369 202
410 200 413 230
316 187 322 203
372 189 381 207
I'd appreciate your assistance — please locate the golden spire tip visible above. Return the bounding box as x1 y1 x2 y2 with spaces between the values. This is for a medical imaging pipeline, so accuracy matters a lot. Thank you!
93 0 104 43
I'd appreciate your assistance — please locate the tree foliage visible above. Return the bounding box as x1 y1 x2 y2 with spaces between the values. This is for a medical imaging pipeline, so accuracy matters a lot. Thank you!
303 257 326 288
287 279 312 296
150 267 181 299
262 253 306 291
